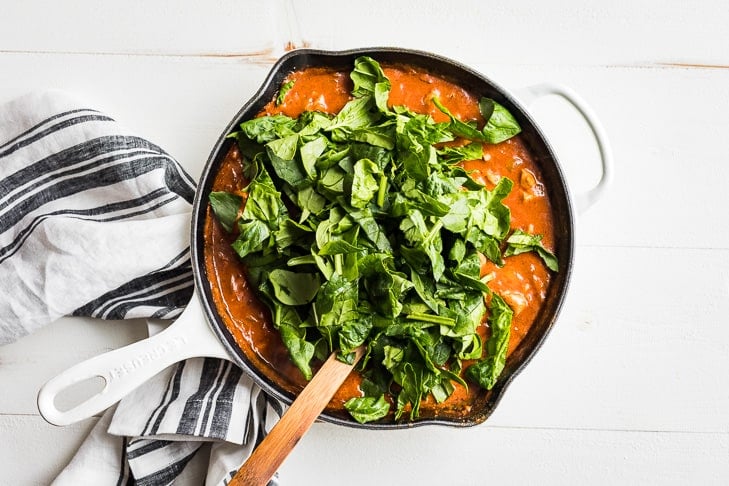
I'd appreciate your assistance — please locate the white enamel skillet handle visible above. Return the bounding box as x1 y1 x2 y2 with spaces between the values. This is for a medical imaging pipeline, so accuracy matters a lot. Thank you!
37 291 229 426
515 82 613 214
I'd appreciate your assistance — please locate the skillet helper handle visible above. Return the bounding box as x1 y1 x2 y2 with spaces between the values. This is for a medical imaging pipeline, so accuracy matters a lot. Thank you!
230 346 365 486
515 82 613 214
37 292 228 426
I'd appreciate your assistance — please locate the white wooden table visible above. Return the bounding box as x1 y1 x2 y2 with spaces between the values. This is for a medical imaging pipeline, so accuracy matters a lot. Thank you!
2 1 728 484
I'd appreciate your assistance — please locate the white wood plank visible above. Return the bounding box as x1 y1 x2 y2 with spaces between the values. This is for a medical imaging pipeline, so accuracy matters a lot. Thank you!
277 422 729 486
4 0 729 67
2 416 726 485
291 0 729 66
0 415 97 486
0 317 148 415
1 0 288 57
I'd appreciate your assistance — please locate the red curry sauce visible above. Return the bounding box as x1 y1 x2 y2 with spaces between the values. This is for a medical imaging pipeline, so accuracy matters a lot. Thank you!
204 64 554 418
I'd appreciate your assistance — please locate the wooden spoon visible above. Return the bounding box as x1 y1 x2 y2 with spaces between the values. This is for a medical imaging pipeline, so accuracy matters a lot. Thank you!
229 345 365 486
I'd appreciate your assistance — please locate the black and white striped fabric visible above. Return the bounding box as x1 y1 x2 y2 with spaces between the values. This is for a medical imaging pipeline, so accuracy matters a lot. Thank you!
0 91 282 485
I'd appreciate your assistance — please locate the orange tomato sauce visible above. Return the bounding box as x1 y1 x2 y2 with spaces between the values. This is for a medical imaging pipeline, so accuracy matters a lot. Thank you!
203 64 555 418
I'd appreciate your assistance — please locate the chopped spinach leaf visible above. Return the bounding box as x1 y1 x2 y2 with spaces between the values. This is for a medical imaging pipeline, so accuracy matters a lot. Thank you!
466 293 513 389
432 96 485 142
209 192 242 232
479 98 522 144
269 269 320 306
344 395 390 424
276 80 295 106
279 322 315 380
505 229 559 271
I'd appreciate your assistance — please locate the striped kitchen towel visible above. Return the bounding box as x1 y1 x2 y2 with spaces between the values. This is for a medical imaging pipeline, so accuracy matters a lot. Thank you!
0 90 281 485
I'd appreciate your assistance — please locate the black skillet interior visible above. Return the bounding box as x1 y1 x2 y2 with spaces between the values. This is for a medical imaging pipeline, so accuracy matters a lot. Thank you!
191 48 574 429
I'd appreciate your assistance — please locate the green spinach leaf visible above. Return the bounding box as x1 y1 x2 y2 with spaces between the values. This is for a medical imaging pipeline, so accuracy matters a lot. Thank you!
209 192 242 232
276 80 295 106
268 269 321 306
350 158 381 208
479 98 522 144
279 322 315 380
465 293 513 389
504 229 559 271
344 395 390 424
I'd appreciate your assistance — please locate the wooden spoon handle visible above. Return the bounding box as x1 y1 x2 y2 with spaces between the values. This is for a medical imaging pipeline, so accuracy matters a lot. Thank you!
229 346 365 486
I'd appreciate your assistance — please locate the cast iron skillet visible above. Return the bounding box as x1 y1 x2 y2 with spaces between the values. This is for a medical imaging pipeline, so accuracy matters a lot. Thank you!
38 47 583 430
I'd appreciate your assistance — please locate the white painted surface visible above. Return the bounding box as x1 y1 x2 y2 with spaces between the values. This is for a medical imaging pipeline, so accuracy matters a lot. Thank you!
1 0 728 484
